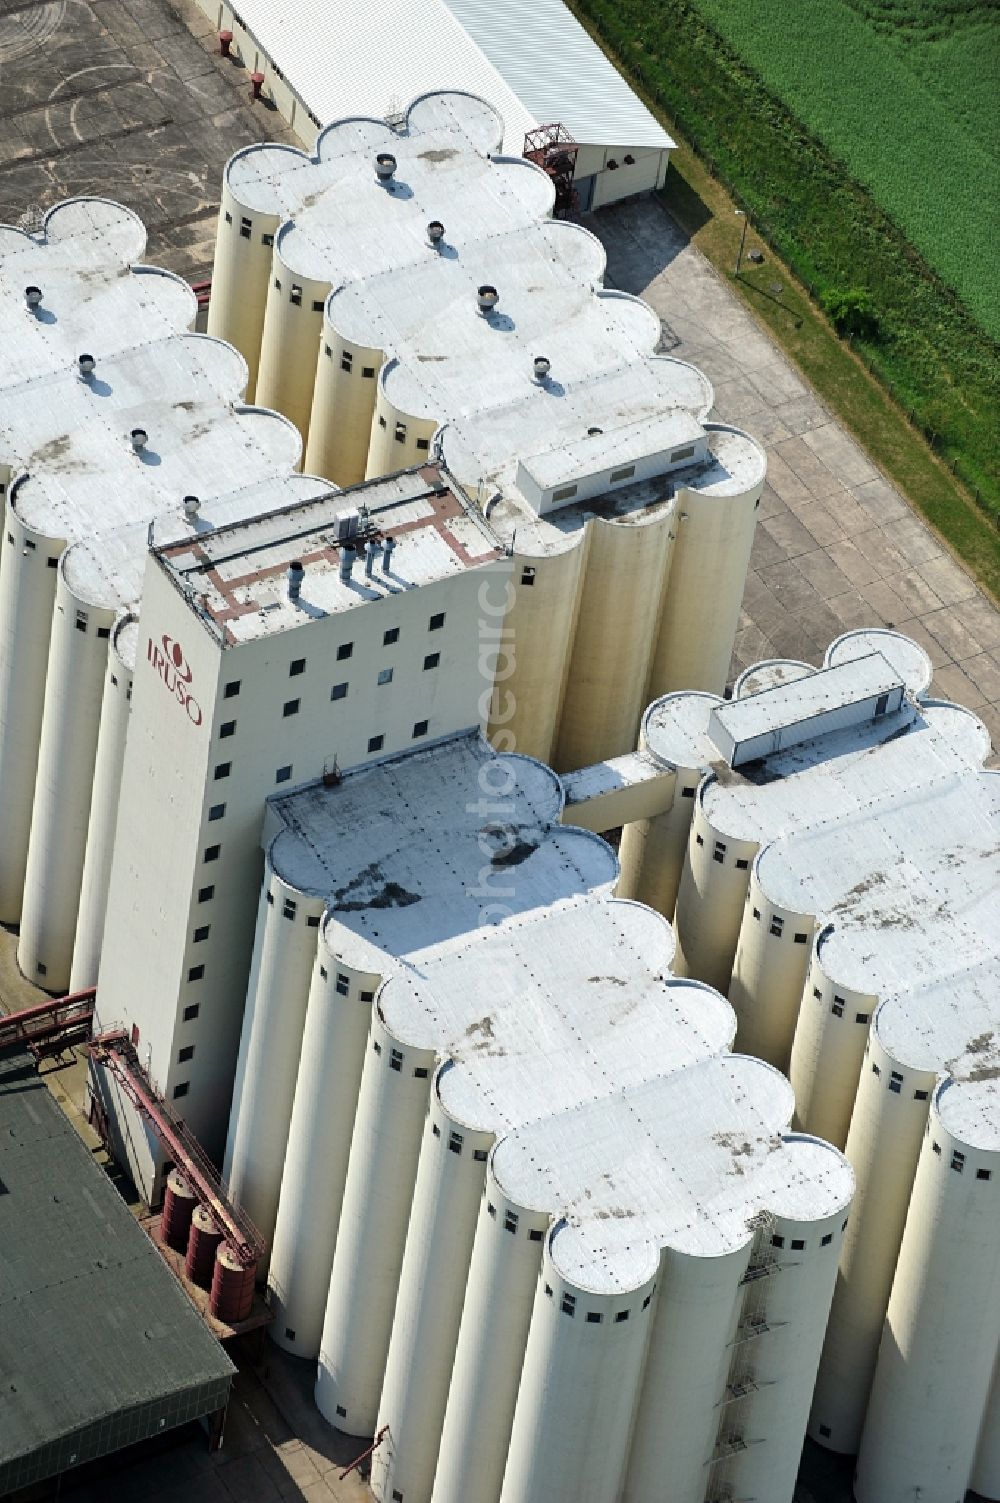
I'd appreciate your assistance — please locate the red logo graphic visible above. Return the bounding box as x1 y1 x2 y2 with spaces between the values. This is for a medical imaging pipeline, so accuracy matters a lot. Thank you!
147 633 203 726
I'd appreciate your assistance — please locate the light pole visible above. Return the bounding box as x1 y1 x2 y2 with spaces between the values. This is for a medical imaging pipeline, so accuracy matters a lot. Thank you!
734 209 748 277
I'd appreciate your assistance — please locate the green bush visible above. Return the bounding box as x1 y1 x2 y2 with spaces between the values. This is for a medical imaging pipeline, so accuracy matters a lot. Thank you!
821 287 880 339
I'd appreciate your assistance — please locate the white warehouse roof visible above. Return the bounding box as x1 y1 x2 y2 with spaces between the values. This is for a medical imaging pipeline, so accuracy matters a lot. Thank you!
224 0 673 153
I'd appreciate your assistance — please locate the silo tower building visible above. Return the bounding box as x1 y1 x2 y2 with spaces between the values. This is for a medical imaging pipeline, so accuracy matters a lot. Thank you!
207 91 767 768
578 627 1000 1501
0 198 331 993
215 726 853 1503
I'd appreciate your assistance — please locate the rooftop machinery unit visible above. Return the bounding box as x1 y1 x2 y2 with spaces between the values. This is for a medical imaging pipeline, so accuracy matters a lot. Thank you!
523 123 580 218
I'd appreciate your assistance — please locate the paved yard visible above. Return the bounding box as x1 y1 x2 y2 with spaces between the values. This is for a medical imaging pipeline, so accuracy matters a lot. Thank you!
0 0 297 282
591 196 1000 764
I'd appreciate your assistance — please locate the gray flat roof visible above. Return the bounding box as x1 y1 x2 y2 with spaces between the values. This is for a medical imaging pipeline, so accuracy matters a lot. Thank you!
0 1048 234 1494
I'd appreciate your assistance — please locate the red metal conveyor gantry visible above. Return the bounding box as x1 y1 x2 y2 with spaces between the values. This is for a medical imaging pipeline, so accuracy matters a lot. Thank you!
88 1029 266 1271
0 987 96 1060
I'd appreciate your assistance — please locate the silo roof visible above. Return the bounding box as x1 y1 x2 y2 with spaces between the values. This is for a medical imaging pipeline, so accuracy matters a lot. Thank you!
638 629 1000 1150
263 728 852 1294
0 200 326 614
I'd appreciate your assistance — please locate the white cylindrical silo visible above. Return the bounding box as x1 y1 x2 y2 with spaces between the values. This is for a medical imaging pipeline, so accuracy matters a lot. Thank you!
726 874 815 1071
0 503 62 922
222 869 324 1248
364 387 438 482
552 511 675 773
304 329 386 488
729 1193 851 1503
972 1355 1000 1500
207 150 294 400
70 617 135 991
266 942 378 1358
18 572 115 990
499 1236 657 1503
809 1026 936 1452
488 542 585 767
647 425 764 697
789 943 877 1148
432 1178 550 1503
854 1081 1000 1503
316 1011 435 1437
253 243 329 446
623 1244 747 1502
373 1079 494 1503
671 790 757 995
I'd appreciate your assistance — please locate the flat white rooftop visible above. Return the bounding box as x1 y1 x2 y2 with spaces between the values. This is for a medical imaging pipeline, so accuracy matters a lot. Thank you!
640 631 999 1144
0 200 326 614
264 728 851 1290
267 730 616 973
158 465 504 645
224 94 764 542
218 0 673 155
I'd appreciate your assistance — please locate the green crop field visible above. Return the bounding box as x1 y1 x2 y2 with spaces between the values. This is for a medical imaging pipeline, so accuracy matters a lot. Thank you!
572 0 1000 523
692 0 1000 339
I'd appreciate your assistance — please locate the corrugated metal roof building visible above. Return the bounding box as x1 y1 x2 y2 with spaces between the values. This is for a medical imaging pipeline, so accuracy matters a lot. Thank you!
205 0 674 207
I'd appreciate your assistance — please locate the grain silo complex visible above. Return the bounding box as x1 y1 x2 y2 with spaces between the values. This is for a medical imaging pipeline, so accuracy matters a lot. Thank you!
0 65 997 1503
578 627 1000 1503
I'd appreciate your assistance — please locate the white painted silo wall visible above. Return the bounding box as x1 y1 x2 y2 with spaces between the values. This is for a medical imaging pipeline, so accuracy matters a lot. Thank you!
855 1087 1000 1503
266 947 376 1358
363 388 438 482
972 1356 1000 1499
616 767 693 921
207 177 282 401
499 1249 657 1503
70 631 133 991
0 508 61 920
809 1029 935 1451
254 258 327 447
553 513 675 772
647 462 760 696
222 870 323 1248
432 1184 549 1503
18 578 115 989
729 1204 849 1503
671 798 756 994
304 332 385 488
489 548 584 767
789 952 877 1148
622 1244 746 1502
373 1086 494 1503
316 1013 434 1436
727 878 815 1071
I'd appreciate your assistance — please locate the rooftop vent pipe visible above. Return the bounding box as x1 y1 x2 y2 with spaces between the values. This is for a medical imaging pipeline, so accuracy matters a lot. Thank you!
340 544 357 583
25 286 42 309
288 559 304 600
427 220 445 247
477 285 499 314
78 353 96 378
365 539 379 578
375 152 397 184
533 355 551 381
130 427 148 452
183 494 200 521
382 535 396 573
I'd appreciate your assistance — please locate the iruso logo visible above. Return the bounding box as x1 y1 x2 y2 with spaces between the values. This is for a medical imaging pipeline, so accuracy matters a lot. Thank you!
147 633 203 727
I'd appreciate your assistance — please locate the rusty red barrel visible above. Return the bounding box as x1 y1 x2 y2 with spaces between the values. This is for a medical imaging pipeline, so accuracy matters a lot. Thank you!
209 1242 255 1324
185 1205 224 1288
160 1169 197 1252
